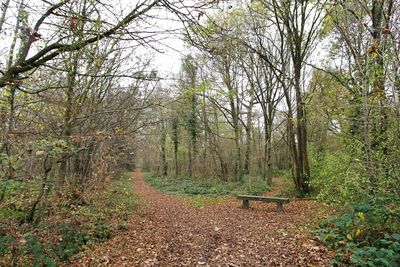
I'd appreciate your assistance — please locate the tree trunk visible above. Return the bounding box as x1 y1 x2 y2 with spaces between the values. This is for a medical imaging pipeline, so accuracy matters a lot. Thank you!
244 99 253 175
294 58 310 196
263 117 273 186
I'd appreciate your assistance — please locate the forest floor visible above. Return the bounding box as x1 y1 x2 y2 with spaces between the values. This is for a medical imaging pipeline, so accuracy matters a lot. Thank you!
74 169 334 266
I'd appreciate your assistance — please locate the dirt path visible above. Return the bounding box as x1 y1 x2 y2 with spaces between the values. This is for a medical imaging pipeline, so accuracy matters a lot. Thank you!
75 170 332 266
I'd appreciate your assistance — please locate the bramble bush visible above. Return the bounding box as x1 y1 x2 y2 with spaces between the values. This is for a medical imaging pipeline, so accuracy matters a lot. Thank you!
316 202 400 266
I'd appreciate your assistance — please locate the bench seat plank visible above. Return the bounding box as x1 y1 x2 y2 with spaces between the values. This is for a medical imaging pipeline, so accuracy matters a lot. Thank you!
237 195 289 212
237 195 289 203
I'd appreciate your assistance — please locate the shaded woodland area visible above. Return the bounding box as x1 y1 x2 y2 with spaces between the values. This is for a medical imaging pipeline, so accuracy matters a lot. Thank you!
0 0 399 266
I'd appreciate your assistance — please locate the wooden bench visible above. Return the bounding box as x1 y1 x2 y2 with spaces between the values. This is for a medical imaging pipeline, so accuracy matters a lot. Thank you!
237 195 289 212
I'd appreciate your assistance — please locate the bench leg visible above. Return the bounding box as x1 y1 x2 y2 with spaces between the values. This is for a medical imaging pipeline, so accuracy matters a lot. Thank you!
277 202 284 212
243 199 249 209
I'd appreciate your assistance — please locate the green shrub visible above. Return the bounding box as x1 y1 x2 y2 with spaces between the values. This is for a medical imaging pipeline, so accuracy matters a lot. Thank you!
55 221 114 261
310 150 369 205
55 223 89 261
0 208 26 220
275 170 298 197
87 223 113 242
0 235 15 255
0 179 39 221
24 234 56 267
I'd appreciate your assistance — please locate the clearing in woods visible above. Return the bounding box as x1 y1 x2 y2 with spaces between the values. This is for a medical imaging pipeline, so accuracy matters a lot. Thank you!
75 169 332 266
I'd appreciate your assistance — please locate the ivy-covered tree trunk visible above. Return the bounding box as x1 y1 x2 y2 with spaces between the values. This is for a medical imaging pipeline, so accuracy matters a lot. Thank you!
57 54 78 195
160 119 167 177
172 116 179 177
188 91 197 178
370 0 388 184
181 55 198 178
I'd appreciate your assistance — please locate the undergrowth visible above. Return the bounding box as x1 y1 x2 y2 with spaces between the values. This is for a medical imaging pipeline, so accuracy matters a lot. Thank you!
0 173 137 266
143 172 270 198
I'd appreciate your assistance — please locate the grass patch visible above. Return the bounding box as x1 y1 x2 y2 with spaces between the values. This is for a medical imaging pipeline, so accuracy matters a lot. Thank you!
184 196 223 207
143 172 270 197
